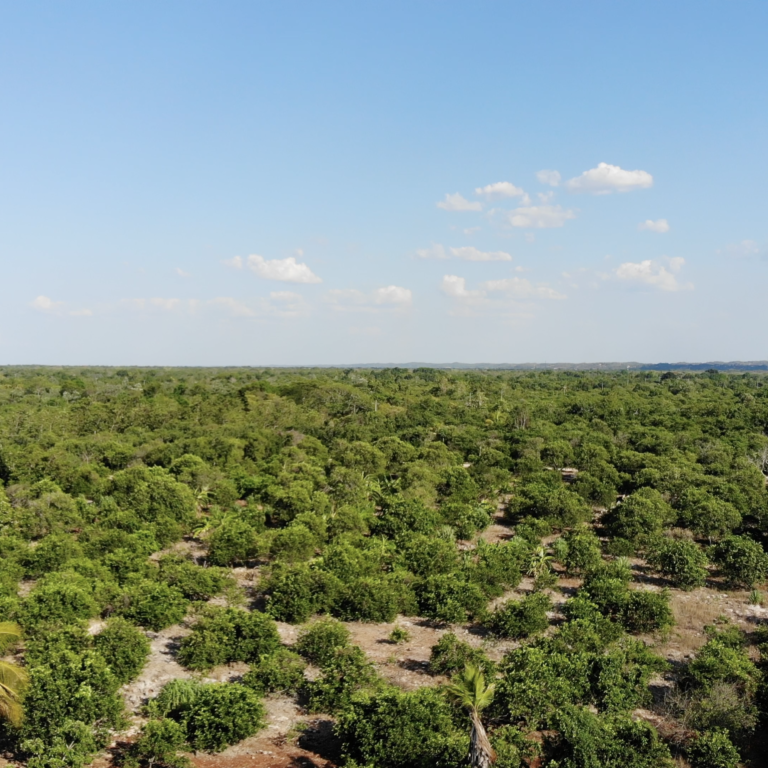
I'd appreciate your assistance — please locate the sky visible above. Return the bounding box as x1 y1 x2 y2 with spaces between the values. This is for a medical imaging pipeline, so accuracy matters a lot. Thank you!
1 1 767 366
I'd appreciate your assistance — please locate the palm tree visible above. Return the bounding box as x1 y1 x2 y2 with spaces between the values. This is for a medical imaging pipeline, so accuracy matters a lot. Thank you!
0 622 28 727
443 664 497 768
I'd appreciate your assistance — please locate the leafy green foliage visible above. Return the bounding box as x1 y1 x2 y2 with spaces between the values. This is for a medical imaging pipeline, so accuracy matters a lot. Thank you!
241 648 307 694
712 535 768 587
93 616 150 685
646 537 709 590
487 592 551 639
177 607 280 671
304 645 379 713
686 728 741 768
335 686 467 768
428 632 495 678
295 617 351 666
116 580 188 631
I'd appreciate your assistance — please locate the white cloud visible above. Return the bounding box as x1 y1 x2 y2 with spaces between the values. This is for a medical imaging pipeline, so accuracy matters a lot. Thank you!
481 277 565 300
506 205 576 229
69 309 93 317
638 219 670 233
718 239 765 259
440 275 482 299
209 297 256 317
326 285 412 311
175 267 191 277
614 257 691 291
224 256 243 269
536 169 561 187
150 297 181 311
565 162 653 194
30 295 62 312
436 193 483 212
245 254 322 283
416 243 448 260
450 246 512 262
372 285 412 305
474 181 525 200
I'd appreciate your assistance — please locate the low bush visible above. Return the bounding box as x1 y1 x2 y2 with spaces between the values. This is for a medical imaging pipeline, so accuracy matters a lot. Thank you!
295 617 350 666
560 526 603 575
177 607 280 671
712 535 768 588
304 645 379 713
646 538 708 590
428 632 495 678
182 683 265 752
334 686 467 768
126 718 190 768
262 563 340 623
93 616 150 685
686 728 741 768
241 648 307 694
157 554 230 600
116 580 188 632
487 592 551 639
416 573 486 624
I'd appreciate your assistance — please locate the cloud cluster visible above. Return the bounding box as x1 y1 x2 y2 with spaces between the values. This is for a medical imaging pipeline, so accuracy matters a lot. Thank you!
440 274 565 306
227 254 322 283
417 244 513 261
474 181 525 200
718 239 765 259
325 285 412 311
505 205 576 229
638 218 670 233
30 295 92 317
614 256 690 292
565 162 653 194
436 193 482 212
536 170 561 187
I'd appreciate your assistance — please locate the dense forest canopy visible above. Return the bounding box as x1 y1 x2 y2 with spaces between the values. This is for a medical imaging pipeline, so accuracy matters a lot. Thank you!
0 366 767 768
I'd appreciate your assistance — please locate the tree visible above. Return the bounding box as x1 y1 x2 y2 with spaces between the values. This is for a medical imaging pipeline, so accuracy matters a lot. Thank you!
443 664 497 768
0 622 28 726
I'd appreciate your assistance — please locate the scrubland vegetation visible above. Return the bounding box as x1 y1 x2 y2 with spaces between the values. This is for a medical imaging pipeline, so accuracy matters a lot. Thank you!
0 366 767 767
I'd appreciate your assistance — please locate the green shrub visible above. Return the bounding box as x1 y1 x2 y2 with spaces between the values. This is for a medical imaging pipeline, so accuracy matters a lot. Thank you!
177 607 280 671
487 592 551 639
440 500 492 539
207 517 258 566
712 535 768 588
398 534 458 577
117 580 188 631
93 616 150 685
22 720 99 768
295 616 350 666
416 573 486 624
304 645 379 713
241 648 306 694
24 620 93 665
334 575 403 622
469 540 528 596
389 626 410 644
157 554 229 600
605 488 674 545
20 649 124 750
21 579 100 629
510 484 592 529
128 718 190 768
428 632 495 678
646 538 708 590
687 728 740 768
683 638 760 695
549 705 674 768
146 678 201 719
263 563 340 623
676 491 742 542
560 526 603 575
182 683 266 752
335 686 467 768
270 523 317 563
25 533 84 578
621 589 673 634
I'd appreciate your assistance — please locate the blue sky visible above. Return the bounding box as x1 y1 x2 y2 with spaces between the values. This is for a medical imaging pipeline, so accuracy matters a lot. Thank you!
1 1 766 365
